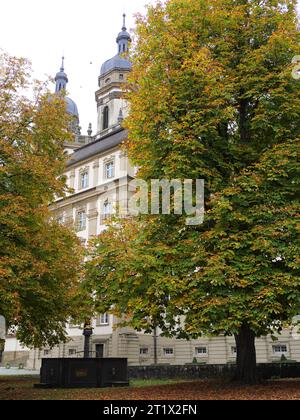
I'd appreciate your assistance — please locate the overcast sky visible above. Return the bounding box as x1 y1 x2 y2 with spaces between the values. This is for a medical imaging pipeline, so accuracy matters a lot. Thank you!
0 0 157 135
1 0 299 135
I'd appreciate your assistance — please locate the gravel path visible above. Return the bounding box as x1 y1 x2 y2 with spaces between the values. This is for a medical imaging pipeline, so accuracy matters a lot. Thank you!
0 368 39 376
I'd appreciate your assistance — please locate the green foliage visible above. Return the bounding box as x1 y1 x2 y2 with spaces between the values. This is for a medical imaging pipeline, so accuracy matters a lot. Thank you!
84 0 300 348
0 53 83 348
181 139 300 338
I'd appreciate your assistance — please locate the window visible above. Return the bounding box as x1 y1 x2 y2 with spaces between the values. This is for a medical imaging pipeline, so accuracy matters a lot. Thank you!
163 348 174 356
68 348 77 356
103 201 112 220
103 106 109 130
273 345 288 354
231 346 237 355
98 313 109 325
80 171 89 189
140 348 149 355
195 347 207 356
77 211 86 231
105 161 114 179
43 349 51 356
119 74 124 80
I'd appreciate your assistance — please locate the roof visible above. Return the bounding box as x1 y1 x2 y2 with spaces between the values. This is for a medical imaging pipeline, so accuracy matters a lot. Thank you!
65 96 79 118
55 70 68 82
100 54 132 76
117 29 131 41
67 128 127 167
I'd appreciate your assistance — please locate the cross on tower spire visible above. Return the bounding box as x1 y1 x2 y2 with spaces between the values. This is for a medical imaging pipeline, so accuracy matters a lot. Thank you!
122 13 126 31
60 56 65 72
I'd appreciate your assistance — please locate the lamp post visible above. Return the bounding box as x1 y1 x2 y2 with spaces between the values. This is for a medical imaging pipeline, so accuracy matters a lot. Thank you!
83 321 93 358
0 316 5 364
153 326 158 365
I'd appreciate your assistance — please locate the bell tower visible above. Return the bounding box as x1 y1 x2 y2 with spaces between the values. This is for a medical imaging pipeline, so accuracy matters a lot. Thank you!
95 14 132 139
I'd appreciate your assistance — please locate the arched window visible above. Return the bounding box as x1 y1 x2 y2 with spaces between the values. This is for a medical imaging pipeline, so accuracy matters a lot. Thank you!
103 106 109 130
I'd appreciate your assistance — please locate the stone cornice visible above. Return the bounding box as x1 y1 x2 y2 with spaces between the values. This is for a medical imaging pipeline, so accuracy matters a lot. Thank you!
50 175 134 211
50 187 97 210
95 85 123 102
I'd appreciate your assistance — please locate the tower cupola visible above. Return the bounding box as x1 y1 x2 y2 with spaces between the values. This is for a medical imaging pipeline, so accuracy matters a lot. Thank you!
55 57 68 93
100 14 132 77
96 14 132 139
53 58 80 136
116 14 131 54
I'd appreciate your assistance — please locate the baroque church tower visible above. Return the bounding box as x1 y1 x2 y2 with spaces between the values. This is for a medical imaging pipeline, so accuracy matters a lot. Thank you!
54 57 80 135
95 14 131 139
54 57 93 154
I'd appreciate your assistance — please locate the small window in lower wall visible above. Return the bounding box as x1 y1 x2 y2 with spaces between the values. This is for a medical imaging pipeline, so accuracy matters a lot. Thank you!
231 346 237 355
68 348 77 357
140 348 149 356
163 348 174 356
272 344 288 355
195 347 207 356
43 349 51 357
96 313 109 326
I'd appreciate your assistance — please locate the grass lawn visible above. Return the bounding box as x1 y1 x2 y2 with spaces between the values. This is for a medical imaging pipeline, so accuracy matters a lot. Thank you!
0 376 188 400
0 376 300 400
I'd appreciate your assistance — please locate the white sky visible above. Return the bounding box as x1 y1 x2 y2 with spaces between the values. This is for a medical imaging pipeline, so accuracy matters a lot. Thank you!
0 0 299 134
0 0 157 135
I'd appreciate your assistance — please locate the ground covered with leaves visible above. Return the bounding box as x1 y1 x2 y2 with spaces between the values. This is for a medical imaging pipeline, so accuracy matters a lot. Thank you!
0 376 300 400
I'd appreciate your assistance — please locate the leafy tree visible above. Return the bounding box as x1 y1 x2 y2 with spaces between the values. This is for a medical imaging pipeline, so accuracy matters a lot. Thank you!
84 0 300 383
0 53 83 348
84 215 192 334
181 139 300 383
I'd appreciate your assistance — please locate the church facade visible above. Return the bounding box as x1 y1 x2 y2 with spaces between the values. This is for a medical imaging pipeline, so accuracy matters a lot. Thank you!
3 16 300 370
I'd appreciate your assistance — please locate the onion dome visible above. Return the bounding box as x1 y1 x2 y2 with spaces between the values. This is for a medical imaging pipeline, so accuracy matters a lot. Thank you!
54 57 79 119
100 14 132 77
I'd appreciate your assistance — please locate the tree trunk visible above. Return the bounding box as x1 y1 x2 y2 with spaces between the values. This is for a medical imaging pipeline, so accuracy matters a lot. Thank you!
0 316 6 365
0 339 5 365
239 94 249 144
234 324 257 384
